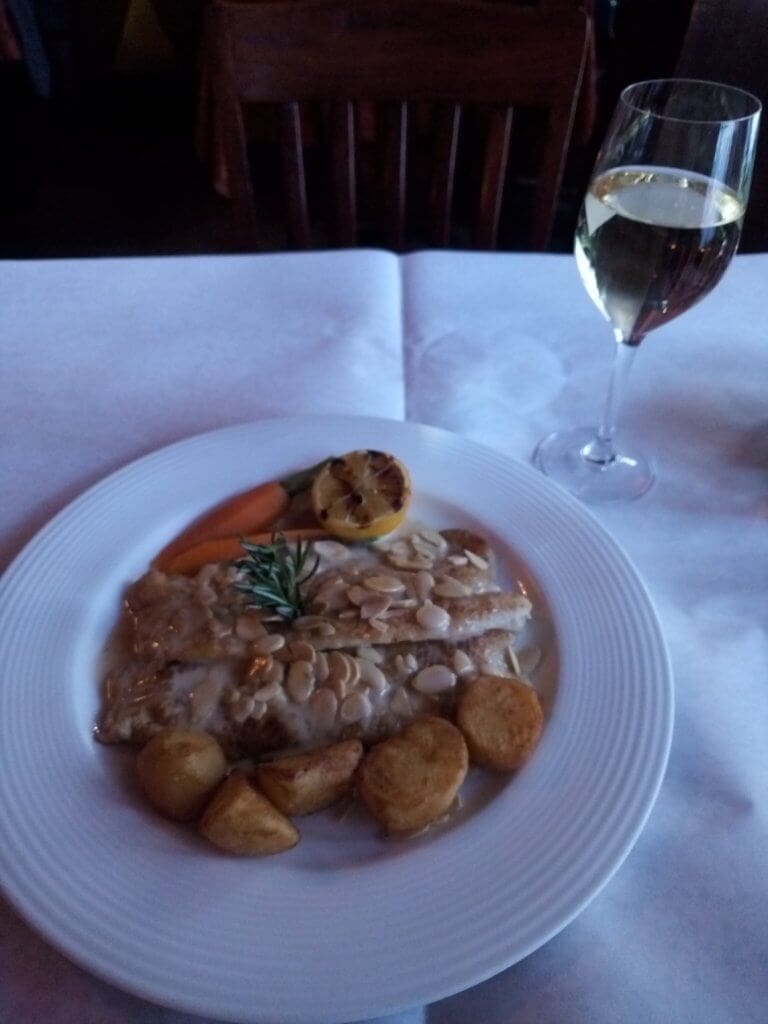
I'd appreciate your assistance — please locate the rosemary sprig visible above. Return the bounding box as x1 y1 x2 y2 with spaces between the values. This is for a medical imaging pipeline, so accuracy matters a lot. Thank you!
234 532 320 620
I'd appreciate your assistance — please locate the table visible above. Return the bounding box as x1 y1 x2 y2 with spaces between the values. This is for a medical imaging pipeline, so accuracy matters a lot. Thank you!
1 250 766 1024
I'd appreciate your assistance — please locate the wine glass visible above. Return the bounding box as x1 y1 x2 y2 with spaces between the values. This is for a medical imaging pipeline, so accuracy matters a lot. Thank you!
534 78 761 502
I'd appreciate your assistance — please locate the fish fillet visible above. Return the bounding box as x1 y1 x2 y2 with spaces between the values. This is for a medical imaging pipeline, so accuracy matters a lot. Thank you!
98 526 533 759
96 630 519 756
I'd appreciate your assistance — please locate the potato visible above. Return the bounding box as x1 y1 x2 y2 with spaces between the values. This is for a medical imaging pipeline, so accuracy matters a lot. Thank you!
137 728 228 821
456 674 543 771
199 773 299 855
358 716 468 833
255 739 363 816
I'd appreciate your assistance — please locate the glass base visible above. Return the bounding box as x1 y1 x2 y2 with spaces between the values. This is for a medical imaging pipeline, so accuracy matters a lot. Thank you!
533 427 655 503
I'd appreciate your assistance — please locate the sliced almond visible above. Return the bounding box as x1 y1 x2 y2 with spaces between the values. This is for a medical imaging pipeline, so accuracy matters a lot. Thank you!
309 687 338 729
327 650 351 697
355 645 383 665
287 659 314 688
314 650 329 683
448 555 468 567
289 640 316 663
453 650 474 676
414 570 434 602
417 527 448 551
411 534 441 558
313 578 348 609
412 664 456 695
433 576 469 598
313 540 351 562
387 554 434 571
357 658 388 693
229 694 256 723
294 615 329 629
262 660 285 686
343 653 361 689
286 671 315 704
415 600 451 632
318 572 345 588
506 645 522 676
345 585 371 607
340 691 370 724
464 549 489 570
380 607 408 619
360 595 392 620
252 681 282 702
363 575 405 595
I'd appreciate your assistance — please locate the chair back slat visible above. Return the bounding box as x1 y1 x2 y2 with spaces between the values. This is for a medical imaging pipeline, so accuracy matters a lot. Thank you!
278 102 311 247
328 100 357 246
429 102 462 247
528 101 578 250
380 101 408 251
209 26 258 247
475 106 513 250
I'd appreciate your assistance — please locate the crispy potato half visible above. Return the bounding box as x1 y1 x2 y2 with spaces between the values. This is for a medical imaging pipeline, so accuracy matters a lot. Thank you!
457 674 543 771
255 739 364 816
199 773 299 855
136 728 228 821
358 716 468 834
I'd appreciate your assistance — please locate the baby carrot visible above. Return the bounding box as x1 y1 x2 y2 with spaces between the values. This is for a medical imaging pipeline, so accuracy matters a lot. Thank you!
161 529 329 576
152 458 330 572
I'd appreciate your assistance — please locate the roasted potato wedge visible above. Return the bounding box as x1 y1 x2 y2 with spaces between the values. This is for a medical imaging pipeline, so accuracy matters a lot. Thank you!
199 773 299 855
358 716 468 833
255 739 363 815
457 674 543 771
137 728 228 821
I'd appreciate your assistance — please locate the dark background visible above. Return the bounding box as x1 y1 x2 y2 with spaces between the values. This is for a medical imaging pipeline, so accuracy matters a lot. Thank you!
3 0 764 258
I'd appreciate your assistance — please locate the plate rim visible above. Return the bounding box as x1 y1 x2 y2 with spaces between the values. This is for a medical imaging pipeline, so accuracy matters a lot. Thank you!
0 414 674 1023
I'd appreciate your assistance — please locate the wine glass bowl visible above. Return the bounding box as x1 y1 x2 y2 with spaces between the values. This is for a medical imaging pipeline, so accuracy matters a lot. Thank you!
534 78 761 502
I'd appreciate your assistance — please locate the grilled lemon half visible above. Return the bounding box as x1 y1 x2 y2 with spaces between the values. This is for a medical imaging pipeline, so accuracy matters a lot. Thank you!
311 449 412 540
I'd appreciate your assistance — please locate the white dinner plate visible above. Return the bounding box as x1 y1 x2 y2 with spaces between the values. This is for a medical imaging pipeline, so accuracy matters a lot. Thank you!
0 415 673 1024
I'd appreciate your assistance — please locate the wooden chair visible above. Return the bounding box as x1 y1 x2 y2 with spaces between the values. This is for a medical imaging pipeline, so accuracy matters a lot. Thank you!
203 0 589 250
675 0 768 252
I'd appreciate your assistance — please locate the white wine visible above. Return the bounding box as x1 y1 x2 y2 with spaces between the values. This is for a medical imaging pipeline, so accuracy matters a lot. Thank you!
575 166 744 343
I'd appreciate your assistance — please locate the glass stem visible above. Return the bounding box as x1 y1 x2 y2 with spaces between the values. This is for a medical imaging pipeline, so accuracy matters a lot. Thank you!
582 332 641 466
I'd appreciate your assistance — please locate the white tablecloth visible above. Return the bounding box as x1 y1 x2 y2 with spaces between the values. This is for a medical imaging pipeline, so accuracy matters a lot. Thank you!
1 250 767 1024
